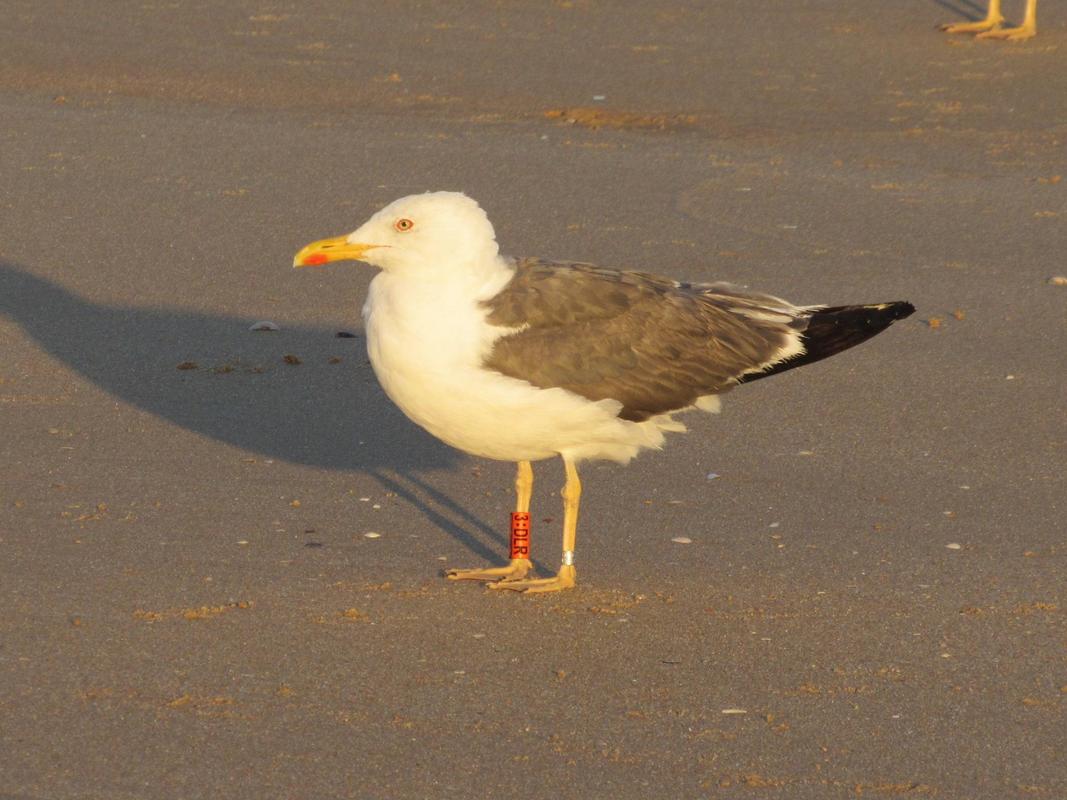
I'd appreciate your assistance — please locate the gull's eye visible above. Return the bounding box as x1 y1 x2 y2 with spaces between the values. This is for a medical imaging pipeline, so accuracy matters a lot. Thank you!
394 218 414 232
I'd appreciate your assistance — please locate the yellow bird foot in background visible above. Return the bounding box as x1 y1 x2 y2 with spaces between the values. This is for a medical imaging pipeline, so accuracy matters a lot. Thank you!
447 558 533 582
488 565 576 594
940 0 1036 40
976 24 1036 40
940 19 1003 34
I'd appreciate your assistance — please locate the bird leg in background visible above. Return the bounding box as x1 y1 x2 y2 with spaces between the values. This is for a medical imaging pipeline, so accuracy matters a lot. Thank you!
940 0 1004 34
491 458 579 593
446 460 534 582
976 0 1036 40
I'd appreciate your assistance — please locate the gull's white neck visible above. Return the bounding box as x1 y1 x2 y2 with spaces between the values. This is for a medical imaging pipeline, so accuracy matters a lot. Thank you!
363 254 514 374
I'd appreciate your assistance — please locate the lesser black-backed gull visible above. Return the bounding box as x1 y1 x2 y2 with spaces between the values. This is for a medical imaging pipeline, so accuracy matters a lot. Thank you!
294 191 914 593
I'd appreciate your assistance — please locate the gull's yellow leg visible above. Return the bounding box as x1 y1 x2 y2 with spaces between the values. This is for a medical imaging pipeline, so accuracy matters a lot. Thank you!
447 461 534 582
977 0 1036 39
491 457 579 593
940 0 1004 33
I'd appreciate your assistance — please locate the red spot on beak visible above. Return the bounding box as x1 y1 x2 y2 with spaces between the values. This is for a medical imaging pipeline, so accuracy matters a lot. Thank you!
304 253 329 266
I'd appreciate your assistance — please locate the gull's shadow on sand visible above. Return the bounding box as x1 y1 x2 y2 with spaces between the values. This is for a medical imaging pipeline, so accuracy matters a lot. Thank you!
0 260 540 568
928 0 994 22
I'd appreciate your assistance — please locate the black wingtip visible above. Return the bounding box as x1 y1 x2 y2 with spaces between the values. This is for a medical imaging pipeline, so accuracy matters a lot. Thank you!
738 300 915 384
885 301 916 320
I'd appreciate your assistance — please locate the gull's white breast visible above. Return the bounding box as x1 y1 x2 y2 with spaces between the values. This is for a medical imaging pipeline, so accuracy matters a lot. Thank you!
361 269 673 463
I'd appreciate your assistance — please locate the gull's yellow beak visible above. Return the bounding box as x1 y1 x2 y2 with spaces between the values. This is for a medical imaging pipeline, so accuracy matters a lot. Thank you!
292 236 379 268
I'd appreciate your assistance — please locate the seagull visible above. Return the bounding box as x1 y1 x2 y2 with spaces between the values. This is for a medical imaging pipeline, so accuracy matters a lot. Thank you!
294 192 914 593
940 0 1037 41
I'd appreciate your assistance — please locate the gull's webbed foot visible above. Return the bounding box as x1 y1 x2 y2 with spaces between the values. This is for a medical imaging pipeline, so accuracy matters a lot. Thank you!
447 558 532 582
488 565 576 594
940 19 1003 34
976 24 1035 40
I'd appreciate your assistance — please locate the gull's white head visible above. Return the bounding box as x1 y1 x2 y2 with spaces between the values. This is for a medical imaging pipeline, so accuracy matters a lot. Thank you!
293 191 499 276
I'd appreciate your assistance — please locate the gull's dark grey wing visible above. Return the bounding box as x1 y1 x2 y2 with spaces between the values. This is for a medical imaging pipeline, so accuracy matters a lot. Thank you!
481 258 809 421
